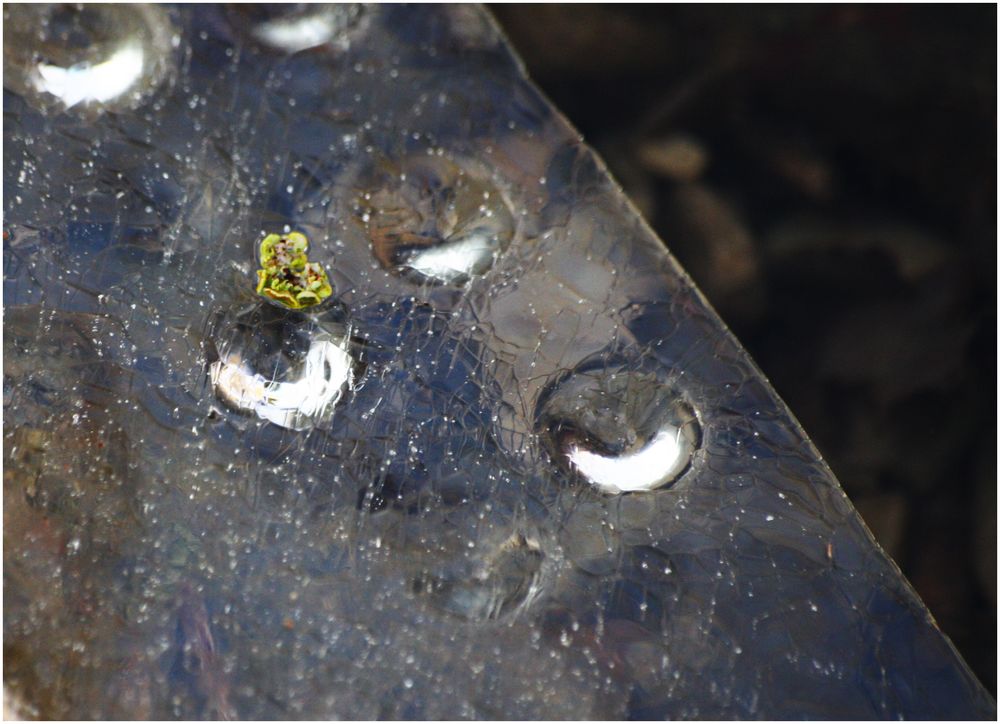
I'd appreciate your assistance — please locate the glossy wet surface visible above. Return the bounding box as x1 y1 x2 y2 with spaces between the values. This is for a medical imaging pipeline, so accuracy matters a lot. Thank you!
3 4 995 719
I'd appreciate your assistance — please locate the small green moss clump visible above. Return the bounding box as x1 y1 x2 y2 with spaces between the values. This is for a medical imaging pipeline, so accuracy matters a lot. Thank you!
255 232 332 309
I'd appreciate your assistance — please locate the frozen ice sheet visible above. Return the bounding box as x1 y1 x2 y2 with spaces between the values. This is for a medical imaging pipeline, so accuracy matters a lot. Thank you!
3 4 994 719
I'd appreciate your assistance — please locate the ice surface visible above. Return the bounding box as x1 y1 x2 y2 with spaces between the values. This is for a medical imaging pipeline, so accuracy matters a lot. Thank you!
3 4 995 719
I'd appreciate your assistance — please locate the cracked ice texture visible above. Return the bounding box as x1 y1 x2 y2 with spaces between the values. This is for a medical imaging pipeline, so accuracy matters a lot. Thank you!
3 4 994 719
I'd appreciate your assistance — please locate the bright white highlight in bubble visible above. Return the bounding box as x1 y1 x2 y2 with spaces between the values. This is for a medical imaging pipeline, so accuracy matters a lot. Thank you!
567 427 691 494
210 335 353 431
253 14 338 52
33 41 146 108
405 231 499 284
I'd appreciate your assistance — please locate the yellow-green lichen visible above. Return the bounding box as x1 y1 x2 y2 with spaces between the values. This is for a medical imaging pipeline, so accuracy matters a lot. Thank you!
255 232 332 309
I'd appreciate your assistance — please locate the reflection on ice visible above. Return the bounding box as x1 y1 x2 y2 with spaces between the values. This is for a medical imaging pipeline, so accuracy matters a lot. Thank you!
360 155 516 286
33 40 145 109
249 5 364 53
537 360 701 494
567 426 693 494
255 15 336 53
208 298 355 432
210 339 353 430
211 333 353 432
404 227 505 285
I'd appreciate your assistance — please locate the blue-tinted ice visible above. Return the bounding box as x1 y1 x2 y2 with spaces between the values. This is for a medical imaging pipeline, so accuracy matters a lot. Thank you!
3 4 995 719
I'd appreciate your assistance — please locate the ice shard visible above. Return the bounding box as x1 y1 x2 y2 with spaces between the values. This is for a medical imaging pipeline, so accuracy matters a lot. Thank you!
3 4 994 719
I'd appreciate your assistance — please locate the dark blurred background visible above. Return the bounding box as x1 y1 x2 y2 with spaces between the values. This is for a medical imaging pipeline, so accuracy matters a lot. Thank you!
492 4 996 694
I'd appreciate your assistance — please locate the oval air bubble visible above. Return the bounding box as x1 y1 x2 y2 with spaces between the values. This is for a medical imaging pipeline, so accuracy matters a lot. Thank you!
2 4 175 114
357 155 515 286
413 533 545 622
536 362 701 494
208 302 355 432
231 4 368 54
